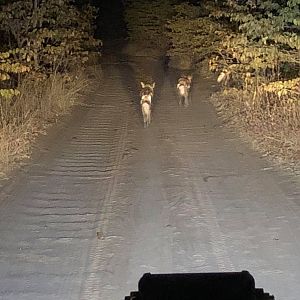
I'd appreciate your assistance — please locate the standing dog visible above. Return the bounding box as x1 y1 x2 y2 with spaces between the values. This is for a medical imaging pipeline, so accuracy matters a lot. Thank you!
140 82 155 128
177 75 193 107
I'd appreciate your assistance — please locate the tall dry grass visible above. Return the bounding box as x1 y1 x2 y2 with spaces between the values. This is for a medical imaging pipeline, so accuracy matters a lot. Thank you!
0 72 89 178
210 88 300 173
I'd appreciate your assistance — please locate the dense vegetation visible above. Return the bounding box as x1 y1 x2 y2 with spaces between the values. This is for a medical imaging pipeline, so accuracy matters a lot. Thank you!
125 0 300 169
0 0 100 176
0 0 100 98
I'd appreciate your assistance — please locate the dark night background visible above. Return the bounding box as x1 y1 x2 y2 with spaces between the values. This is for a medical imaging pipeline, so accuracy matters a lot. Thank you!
0 0 128 39
0 0 213 41
92 0 127 40
89 0 203 40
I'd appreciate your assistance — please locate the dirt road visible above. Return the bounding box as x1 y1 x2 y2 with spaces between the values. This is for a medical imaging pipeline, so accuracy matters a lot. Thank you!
0 49 299 300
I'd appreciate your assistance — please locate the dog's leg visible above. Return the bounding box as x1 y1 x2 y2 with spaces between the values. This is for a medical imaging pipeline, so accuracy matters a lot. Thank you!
177 90 181 105
143 113 147 128
188 88 192 105
141 105 146 128
178 96 182 106
178 85 185 106
147 109 151 127
184 94 189 107
183 89 189 107
145 115 150 127
145 112 148 128
144 111 149 128
146 108 151 127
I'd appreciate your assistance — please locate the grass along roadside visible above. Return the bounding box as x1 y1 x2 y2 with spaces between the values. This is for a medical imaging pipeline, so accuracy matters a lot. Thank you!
0 71 90 179
210 88 300 175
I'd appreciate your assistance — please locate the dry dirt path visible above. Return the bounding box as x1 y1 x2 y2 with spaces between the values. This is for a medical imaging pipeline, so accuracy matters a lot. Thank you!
0 50 299 300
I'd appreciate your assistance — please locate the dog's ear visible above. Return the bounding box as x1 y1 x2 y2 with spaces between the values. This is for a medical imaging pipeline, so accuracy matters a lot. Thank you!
141 82 145 88
152 82 155 89
188 75 193 81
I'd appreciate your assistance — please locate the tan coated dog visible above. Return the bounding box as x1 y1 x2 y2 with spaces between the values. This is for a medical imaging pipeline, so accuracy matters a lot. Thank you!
140 82 155 128
177 75 193 107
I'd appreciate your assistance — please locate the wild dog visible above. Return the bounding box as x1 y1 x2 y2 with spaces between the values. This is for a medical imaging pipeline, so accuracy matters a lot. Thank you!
140 82 155 128
177 75 193 107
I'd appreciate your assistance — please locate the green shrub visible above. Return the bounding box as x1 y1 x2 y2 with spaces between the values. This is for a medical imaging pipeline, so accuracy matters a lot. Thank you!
166 3 229 69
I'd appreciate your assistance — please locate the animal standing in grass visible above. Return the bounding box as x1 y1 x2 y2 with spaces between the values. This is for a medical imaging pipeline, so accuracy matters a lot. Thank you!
177 75 193 107
140 82 155 128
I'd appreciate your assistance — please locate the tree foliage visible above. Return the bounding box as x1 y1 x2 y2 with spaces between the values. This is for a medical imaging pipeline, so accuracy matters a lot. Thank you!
207 0 300 125
166 3 229 67
165 0 299 126
0 0 101 99
209 0 300 83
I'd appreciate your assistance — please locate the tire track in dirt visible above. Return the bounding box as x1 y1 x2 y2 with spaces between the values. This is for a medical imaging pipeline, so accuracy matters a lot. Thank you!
153 72 234 272
0 65 133 300
154 70 300 299
79 95 129 299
